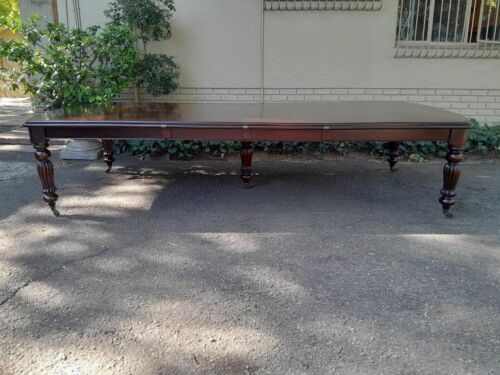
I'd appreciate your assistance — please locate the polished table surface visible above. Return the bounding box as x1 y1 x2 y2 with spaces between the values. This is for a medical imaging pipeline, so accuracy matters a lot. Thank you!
26 102 471 129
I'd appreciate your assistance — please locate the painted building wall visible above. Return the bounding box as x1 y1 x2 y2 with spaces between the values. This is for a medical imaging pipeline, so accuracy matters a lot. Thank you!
20 0 55 23
55 0 500 123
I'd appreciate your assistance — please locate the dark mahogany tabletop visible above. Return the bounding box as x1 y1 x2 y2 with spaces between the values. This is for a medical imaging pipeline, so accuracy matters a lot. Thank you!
25 102 472 129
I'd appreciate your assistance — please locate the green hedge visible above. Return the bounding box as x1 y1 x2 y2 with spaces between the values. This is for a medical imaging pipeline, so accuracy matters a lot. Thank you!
119 120 499 160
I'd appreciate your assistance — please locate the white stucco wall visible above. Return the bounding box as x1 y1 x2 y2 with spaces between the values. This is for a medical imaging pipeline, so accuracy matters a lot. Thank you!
153 0 263 88
53 0 500 123
264 2 499 89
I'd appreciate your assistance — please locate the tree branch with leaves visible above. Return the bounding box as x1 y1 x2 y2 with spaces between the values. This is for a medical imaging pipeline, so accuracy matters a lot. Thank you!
104 0 180 98
0 15 137 108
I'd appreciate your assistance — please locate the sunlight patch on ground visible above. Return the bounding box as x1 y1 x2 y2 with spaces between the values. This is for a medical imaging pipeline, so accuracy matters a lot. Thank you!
138 251 194 267
0 333 157 374
0 165 169 220
16 281 67 309
191 232 298 254
83 165 171 178
400 234 500 254
401 233 466 245
0 97 32 106
61 178 167 216
0 145 37 152
182 165 239 177
0 220 109 257
0 230 9 251
237 265 306 299
127 298 279 357
91 257 139 274
193 233 260 253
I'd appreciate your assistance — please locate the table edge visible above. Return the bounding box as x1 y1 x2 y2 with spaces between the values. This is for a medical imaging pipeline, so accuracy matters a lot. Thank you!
24 120 473 129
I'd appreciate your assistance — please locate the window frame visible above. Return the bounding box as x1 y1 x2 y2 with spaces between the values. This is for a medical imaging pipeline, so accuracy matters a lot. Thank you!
395 0 500 58
264 0 383 11
476 0 500 44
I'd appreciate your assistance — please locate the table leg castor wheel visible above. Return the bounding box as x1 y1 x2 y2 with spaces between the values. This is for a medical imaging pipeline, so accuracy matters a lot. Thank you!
243 181 254 189
442 207 454 218
49 204 60 217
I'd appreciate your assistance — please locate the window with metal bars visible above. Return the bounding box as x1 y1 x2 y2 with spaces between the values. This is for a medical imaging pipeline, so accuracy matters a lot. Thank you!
395 0 500 57
264 0 383 11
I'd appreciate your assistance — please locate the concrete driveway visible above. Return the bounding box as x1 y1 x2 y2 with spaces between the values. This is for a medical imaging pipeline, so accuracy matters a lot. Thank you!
0 147 499 374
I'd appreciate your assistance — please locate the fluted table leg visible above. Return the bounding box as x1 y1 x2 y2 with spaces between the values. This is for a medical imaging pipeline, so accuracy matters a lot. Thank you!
387 141 400 171
102 140 115 173
240 142 253 185
34 142 59 216
439 146 464 214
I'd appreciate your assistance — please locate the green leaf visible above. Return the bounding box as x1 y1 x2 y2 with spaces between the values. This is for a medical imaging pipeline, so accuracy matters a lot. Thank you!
409 153 425 162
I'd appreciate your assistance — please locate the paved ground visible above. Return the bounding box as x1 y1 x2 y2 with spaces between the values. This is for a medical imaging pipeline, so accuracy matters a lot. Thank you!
0 98 33 145
0 99 65 146
0 98 32 125
0 146 499 375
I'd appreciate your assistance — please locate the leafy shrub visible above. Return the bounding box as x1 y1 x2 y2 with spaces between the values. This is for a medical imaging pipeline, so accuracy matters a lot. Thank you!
465 119 500 155
393 121 499 160
0 0 20 27
135 53 179 96
119 140 235 160
105 0 175 46
105 0 179 97
124 140 199 159
0 16 137 109
119 121 499 160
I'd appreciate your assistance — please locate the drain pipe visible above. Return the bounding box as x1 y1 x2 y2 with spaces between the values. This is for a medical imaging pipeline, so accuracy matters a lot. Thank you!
51 0 59 23
261 0 265 103
64 0 69 27
73 0 82 28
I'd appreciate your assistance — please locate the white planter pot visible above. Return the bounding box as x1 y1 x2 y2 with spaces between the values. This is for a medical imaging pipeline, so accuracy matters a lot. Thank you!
60 139 103 160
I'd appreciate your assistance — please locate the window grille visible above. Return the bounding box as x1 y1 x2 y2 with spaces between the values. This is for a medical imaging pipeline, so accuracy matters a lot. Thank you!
395 0 500 58
264 0 383 11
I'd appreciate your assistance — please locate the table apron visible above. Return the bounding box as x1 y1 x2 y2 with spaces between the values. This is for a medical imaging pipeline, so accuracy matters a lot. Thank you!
322 129 451 142
37 126 455 143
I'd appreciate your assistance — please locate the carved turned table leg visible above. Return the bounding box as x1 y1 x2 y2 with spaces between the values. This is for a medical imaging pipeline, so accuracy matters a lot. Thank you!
439 146 464 214
34 143 59 216
102 140 115 173
387 142 400 171
240 141 253 184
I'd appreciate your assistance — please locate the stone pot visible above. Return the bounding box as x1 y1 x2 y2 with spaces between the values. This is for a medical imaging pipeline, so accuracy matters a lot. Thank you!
60 139 103 160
